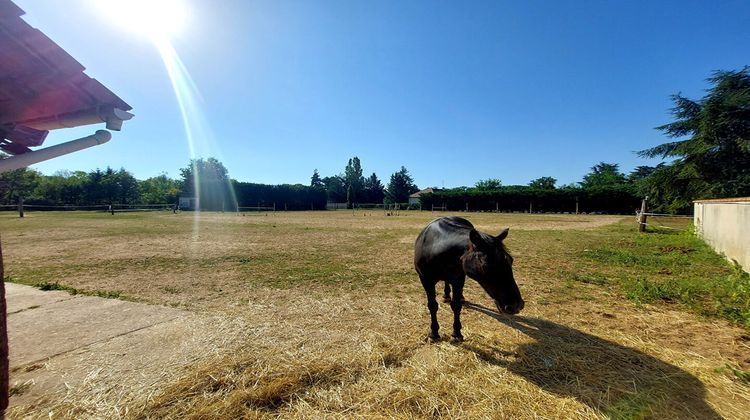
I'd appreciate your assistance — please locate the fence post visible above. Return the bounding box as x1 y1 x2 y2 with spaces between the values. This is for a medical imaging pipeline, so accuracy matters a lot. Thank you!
529 202 533 213
17 197 23 218
109 204 114 215
575 197 579 215
638 196 648 232
465 202 469 212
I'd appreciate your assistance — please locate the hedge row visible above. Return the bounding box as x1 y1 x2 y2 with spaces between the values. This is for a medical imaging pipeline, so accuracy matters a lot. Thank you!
233 181 327 210
419 186 641 214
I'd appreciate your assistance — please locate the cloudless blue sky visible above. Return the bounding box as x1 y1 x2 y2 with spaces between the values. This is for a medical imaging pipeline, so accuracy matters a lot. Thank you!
14 0 750 188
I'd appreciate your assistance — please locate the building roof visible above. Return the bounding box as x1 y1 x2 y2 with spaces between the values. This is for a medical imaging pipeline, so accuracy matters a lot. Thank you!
0 0 133 155
693 197 750 204
409 188 436 198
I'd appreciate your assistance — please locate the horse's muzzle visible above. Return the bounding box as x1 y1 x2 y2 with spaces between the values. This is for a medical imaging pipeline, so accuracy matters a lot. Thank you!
496 299 524 315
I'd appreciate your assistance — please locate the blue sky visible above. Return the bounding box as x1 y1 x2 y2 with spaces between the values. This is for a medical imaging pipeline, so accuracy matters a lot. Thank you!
15 0 750 188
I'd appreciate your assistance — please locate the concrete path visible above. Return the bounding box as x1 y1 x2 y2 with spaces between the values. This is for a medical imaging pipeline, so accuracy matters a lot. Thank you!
4 283 240 416
7 284 185 368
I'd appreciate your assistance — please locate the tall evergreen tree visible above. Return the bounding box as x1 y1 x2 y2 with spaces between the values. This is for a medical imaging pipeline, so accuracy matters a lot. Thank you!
310 169 324 189
344 157 364 208
386 166 419 203
638 68 750 208
363 172 385 203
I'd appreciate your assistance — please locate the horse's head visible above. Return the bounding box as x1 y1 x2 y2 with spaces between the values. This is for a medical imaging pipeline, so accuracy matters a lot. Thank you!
461 227 524 315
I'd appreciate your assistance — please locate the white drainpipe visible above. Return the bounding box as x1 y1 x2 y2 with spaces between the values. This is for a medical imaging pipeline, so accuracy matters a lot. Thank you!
0 130 112 173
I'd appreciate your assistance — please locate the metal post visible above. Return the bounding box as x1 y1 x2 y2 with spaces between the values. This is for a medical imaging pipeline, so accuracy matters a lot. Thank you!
17 197 23 218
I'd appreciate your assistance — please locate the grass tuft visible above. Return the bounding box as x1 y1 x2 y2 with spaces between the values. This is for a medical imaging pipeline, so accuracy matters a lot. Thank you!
34 281 125 301
35 281 78 294
716 363 750 384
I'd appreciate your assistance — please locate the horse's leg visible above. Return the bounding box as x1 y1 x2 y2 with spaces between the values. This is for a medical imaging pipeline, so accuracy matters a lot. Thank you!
443 281 451 303
449 276 466 342
420 275 440 340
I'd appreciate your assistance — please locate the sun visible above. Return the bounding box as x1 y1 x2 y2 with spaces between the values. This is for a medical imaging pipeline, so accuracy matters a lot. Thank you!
93 0 188 41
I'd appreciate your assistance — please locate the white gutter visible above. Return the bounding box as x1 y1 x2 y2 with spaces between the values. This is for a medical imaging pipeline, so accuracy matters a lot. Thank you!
0 130 111 173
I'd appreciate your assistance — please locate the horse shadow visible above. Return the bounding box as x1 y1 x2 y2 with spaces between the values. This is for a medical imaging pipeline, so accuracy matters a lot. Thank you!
463 303 721 419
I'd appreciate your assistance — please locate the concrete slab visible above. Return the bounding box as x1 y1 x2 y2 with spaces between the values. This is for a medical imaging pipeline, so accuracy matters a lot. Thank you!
6 284 185 367
3 283 255 416
5 283 75 314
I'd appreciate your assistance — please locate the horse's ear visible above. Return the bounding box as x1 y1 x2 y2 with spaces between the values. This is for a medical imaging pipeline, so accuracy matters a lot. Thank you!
497 227 509 241
469 229 485 248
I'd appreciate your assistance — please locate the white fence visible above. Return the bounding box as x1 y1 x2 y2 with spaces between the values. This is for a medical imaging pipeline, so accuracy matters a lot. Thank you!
694 198 750 273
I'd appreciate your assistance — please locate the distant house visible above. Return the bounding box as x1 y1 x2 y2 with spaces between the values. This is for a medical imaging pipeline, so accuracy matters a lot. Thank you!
409 188 437 206
179 195 198 210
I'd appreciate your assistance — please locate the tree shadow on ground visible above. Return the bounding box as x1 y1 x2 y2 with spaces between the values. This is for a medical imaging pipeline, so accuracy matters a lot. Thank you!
464 303 720 419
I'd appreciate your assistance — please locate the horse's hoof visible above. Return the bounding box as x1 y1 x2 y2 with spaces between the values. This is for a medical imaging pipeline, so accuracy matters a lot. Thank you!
450 335 464 343
427 333 441 343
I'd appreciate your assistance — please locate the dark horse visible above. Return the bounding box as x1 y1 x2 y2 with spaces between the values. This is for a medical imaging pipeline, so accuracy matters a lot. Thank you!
414 216 524 341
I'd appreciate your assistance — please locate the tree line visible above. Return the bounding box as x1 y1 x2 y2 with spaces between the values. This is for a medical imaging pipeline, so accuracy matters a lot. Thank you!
0 154 644 213
312 158 420 208
1 68 746 214
420 166 643 214
0 156 420 211
0 167 178 207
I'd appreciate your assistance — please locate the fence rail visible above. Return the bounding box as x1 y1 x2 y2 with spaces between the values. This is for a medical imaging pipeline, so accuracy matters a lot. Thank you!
237 204 276 214
0 203 176 216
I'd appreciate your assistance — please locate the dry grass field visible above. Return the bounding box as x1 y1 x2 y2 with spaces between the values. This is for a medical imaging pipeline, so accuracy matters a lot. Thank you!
1 210 749 419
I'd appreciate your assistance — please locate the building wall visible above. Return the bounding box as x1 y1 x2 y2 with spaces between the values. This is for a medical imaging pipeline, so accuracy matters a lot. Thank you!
179 197 198 210
694 200 750 273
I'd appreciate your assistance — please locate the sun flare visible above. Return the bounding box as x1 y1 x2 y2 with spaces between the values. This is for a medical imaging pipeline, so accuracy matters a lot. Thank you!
93 0 188 41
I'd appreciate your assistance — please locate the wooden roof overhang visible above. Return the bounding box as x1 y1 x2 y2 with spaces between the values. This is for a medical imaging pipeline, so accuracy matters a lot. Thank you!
0 0 133 156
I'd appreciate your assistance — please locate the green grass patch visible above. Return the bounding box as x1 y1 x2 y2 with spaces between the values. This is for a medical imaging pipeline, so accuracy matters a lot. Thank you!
33 281 125 301
580 224 750 328
571 272 608 285
604 390 658 420
716 363 750 384
36 281 78 294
